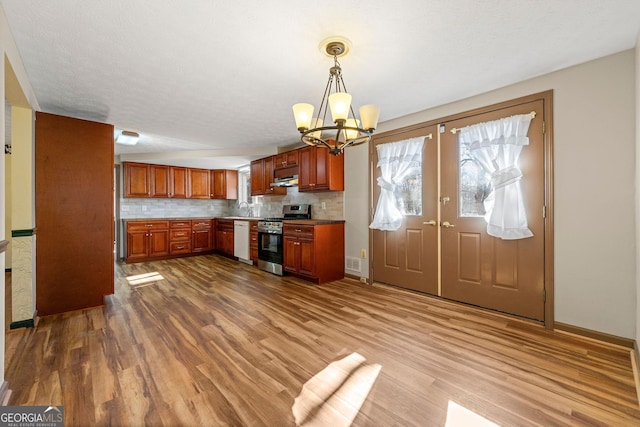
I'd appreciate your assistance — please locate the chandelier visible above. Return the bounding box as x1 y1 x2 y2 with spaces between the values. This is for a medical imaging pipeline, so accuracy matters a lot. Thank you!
293 37 380 156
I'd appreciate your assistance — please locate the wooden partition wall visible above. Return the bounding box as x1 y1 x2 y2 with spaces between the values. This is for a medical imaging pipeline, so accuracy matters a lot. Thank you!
35 112 114 316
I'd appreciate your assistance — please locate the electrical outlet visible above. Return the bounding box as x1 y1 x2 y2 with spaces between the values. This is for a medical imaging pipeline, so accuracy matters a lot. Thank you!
321 201 326 210
361 249 366 258
141 205 147 211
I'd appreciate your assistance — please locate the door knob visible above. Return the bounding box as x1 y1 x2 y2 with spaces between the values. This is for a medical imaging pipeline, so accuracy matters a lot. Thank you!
441 221 455 228
423 220 437 226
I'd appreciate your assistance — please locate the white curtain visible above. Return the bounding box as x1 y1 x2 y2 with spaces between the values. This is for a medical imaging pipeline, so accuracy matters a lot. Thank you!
459 114 533 240
369 137 424 231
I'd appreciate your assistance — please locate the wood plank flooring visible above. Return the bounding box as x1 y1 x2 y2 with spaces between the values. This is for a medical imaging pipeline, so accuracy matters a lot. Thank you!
5 255 640 426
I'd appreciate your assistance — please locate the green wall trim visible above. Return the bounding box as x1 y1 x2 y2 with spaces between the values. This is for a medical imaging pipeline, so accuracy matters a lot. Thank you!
10 319 34 330
12 229 35 237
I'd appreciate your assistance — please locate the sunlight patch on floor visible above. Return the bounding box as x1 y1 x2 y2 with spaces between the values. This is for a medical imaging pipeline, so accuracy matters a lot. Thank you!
292 352 381 427
125 272 164 287
445 400 500 427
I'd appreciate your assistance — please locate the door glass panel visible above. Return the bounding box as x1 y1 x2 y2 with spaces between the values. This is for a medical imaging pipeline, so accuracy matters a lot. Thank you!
396 168 422 216
459 139 491 217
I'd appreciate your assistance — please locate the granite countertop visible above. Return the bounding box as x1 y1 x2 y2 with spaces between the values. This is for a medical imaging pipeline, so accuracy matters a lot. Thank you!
123 217 215 222
283 219 345 225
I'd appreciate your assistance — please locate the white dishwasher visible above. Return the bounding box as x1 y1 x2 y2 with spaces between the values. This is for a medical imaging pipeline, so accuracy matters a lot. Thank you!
233 220 251 264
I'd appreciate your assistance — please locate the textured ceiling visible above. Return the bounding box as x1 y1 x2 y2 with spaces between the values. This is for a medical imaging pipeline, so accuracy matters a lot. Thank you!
2 0 639 169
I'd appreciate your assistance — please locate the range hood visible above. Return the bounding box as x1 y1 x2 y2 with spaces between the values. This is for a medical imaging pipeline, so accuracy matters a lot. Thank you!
270 175 298 187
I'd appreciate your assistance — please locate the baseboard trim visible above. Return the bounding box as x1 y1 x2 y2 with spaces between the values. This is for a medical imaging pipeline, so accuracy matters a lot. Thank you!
10 318 34 330
0 381 12 406
554 322 635 349
344 273 368 284
631 343 640 407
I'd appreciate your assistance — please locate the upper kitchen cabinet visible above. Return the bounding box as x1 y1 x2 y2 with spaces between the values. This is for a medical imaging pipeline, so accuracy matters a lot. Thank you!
169 166 188 198
187 168 211 199
250 157 286 196
211 169 238 200
150 164 170 197
298 145 344 192
124 162 151 197
274 150 299 169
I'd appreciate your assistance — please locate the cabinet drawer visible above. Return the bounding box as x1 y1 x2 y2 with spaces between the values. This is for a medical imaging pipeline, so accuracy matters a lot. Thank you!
170 230 191 241
170 220 191 229
127 221 169 231
170 241 192 254
192 219 213 229
283 224 314 238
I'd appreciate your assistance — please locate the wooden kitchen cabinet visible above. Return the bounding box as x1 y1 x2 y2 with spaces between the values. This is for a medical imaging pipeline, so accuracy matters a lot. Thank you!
150 164 170 198
124 163 189 199
298 146 344 192
249 220 259 263
250 157 286 196
170 167 188 198
169 220 192 254
124 162 151 197
192 219 214 252
126 220 170 260
187 168 211 199
283 222 345 283
211 169 238 200
274 150 299 169
216 219 235 257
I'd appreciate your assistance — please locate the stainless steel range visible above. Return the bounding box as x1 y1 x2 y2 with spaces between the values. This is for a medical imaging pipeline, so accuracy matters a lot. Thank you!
257 204 311 275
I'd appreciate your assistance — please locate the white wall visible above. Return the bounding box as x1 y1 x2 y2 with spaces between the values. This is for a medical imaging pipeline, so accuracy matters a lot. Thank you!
345 50 637 339
635 34 640 348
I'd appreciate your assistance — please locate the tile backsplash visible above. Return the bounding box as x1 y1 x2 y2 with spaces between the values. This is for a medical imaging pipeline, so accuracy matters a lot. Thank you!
119 198 230 219
120 187 345 220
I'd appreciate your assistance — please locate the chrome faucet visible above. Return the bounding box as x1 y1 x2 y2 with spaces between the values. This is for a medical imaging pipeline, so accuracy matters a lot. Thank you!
238 201 250 217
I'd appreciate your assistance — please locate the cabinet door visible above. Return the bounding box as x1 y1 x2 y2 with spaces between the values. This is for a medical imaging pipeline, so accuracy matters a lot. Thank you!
149 230 170 257
211 170 225 199
314 148 330 191
263 157 276 194
283 236 299 273
299 238 315 276
188 168 211 199
150 165 170 198
250 160 265 195
127 230 149 260
224 231 234 255
192 229 212 252
274 151 299 168
298 147 314 191
124 163 150 197
170 167 188 198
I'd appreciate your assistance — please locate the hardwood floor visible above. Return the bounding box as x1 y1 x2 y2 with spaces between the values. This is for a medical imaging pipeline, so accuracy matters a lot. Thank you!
5 255 640 426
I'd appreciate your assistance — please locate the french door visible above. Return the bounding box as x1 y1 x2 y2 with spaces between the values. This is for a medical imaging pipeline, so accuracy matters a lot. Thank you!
371 95 549 322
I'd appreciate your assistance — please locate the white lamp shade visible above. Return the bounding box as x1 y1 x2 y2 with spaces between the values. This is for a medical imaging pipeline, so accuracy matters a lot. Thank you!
293 103 314 130
328 92 352 123
310 118 323 139
359 104 380 131
344 118 360 140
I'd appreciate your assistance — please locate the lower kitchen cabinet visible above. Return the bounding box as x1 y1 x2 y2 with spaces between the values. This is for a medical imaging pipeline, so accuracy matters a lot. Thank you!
126 218 215 263
169 220 192 254
126 220 170 261
215 219 235 257
249 220 259 263
192 219 214 252
283 222 344 284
